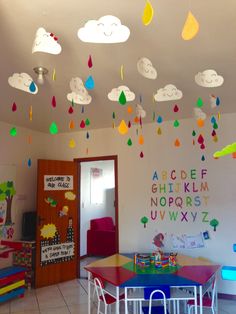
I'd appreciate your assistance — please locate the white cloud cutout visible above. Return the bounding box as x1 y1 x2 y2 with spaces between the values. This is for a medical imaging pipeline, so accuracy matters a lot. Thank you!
108 85 135 101
154 84 183 102
136 104 146 118
194 108 206 120
137 57 157 79
77 15 130 43
32 27 62 54
195 69 224 87
67 77 92 105
8 73 38 94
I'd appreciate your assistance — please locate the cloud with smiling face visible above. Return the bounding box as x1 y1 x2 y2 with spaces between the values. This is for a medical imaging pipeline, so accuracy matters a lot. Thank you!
32 27 62 54
77 15 130 43
108 85 135 101
154 84 183 102
67 77 92 105
136 104 146 118
194 108 206 120
137 57 157 79
195 69 224 87
8 73 38 94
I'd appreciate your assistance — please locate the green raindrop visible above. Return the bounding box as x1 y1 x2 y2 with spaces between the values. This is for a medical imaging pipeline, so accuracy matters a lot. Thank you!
201 155 205 161
127 138 132 146
173 120 180 128
10 127 17 137
112 112 116 119
196 97 204 107
152 112 155 121
213 122 218 130
85 118 90 126
119 91 126 105
192 130 196 136
49 122 58 134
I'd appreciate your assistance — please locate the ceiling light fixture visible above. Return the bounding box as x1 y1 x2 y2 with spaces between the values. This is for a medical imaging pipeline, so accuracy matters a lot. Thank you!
33 66 48 85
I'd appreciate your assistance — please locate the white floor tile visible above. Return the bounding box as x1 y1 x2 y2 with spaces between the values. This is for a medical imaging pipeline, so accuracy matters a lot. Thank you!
0 302 10 314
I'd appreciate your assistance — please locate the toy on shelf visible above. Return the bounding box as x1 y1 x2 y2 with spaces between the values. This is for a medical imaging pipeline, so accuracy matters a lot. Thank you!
169 252 178 267
135 254 151 267
134 251 178 269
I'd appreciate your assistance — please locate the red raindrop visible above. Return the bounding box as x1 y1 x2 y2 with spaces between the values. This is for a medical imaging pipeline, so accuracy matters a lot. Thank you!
52 96 56 108
68 106 74 114
173 105 179 113
197 134 204 144
88 55 93 68
12 102 17 112
80 120 85 128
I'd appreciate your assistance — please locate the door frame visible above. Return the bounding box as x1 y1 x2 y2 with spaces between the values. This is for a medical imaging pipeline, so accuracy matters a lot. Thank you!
74 155 119 277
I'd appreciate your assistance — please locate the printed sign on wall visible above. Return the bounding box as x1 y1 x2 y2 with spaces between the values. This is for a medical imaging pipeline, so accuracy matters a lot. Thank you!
44 175 73 190
41 242 75 263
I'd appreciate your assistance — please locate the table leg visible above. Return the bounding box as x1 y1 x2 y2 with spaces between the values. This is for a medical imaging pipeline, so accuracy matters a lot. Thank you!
116 286 120 314
199 285 203 314
88 272 91 314
125 287 129 314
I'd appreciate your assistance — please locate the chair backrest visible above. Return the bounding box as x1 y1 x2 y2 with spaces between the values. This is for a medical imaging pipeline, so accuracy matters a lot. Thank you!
94 277 107 304
148 289 168 314
90 217 115 231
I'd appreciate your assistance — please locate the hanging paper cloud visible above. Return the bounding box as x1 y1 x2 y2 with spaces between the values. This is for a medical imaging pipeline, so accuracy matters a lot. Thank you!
194 108 206 120
8 73 38 94
154 84 183 102
137 57 157 79
77 15 130 43
67 77 92 105
195 70 224 87
142 0 154 26
108 85 135 102
182 11 199 41
136 104 146 118
213 142 236 158
32 27 62 54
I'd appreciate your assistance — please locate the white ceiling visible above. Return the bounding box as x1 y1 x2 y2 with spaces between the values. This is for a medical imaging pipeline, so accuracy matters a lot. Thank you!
0 0 236 133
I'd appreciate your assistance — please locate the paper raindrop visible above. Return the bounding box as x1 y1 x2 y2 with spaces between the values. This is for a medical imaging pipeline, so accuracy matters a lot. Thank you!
192 130 196 136
196 97 203 107
173 120 180 128
69 139 76 148
201 155 205 161
213 122 218 130
80 120 85 128
119 91 127 105
88 55 93 68
29 81 36 93
142 0 154 26
68 106 74 114
139 135 144 145
86 131 90 139
173 105 179 113
69 120 75 130
52 96 56 108
120 65 124 80
127 106 133 114
85 118 90 126
118 120 128 135
157 127 162 135
85 75 95 90
174 139 181 147
197 119 204 128
12 102 17 112
10 127 17 137
157 115 163 124
127 138 132 146
182 11 199 41
140 151 144 158
49 122 58 134
29 105 33 121
28 158 32 167
197 134 204 144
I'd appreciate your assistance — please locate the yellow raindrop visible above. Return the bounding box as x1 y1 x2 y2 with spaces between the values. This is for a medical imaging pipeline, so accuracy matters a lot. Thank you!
139 134 144 145
182 11 199 41
142 0 154 26
69 139 76 148
120 65 124 81
157 127 162 135
29 105 33 121
52 68 56 81
118 120 128 135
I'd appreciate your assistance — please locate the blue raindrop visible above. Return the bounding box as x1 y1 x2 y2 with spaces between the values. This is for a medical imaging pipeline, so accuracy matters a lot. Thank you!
29 81 36 93
216 97 220 106
81 106 84 114
27 158 32 167
157 115 163 124
85 76 95 90
211 116 216 124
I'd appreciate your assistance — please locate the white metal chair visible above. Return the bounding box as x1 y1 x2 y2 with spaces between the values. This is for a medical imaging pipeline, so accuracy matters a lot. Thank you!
187 277 217 314
142 289 169 314
93 277 124 314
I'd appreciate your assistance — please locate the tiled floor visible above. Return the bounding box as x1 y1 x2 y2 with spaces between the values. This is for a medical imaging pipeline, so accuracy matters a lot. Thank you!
0 257 235 314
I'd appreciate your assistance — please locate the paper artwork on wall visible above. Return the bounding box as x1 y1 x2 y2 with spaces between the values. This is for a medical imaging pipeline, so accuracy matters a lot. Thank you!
0 181 16 226
195 70 224 87
40 218 75 266
108 85 135 102
154 84 183 102
67 77 92 105
32 27 62 54
137 57 157 79
140 216 148 228
209 218 219 231
77 15 130 43
181 11 199 41
213 142 236 158
142 0 154 26
8 73 38 94
136 104 146 118
203 231 210 240
45 197 57 207
64 191 76 201
153 233 164 248
59 206 69 217
171 233 204 249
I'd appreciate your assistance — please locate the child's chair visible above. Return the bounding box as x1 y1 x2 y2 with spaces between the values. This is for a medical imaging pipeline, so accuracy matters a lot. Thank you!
142 289 169 314
187 277 217 314
93 277 124 314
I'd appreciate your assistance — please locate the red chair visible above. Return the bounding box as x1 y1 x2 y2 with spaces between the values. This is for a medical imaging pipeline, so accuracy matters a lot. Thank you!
87 217 117 256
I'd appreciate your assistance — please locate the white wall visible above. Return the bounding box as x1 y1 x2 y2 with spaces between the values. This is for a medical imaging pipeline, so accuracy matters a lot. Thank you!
80 160 115 256
0 113 236 295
